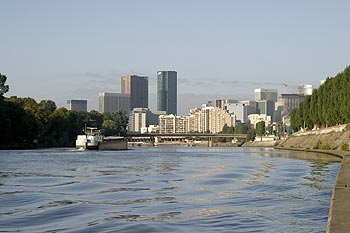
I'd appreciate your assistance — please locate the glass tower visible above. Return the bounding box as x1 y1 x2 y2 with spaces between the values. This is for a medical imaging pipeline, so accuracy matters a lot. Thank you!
157 71 177 115
121 75 148 110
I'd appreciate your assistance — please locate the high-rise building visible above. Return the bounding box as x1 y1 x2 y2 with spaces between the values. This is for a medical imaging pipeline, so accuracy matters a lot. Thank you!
274 98 284 122
225 103 248 123
157 71 177 115
98 93 130 113
298 84 313 95
281 94 305 117
121 75 148 110
186 104 235 134
208 98 238 109
67 100 87 111
254 88 278 102
256 100 275 121
240 100 257 115
159 114 187 134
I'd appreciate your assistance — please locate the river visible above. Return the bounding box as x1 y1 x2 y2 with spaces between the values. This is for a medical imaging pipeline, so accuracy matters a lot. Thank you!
0 147 340 232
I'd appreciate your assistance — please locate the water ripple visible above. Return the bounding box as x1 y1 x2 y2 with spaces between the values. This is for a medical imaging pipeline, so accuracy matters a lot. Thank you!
0 147 340 233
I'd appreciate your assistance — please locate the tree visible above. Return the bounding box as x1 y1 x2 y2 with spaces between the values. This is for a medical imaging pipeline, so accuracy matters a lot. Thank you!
256 121 265 140
291 66 350 131
103 111 128 136
247 128 256 142
0 73 9 99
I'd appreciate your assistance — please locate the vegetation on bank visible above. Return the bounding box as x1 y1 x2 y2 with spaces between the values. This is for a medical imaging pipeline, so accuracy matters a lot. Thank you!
290 66 350 132
0 73 128 149
215 123 257 143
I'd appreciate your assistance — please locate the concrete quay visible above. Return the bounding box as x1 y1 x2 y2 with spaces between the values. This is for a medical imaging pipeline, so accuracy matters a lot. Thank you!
326 152 350 233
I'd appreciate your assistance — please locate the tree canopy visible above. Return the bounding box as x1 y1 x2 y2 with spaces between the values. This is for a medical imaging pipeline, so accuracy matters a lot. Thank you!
0 76 129 148
0 73 9 98
291 66 350 132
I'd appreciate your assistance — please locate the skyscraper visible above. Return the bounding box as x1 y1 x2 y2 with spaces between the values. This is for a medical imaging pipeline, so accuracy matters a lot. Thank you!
98 93 130 113
157 71 177 115
121 75 148 110
67 100 87 111
256 100 275 121
254 88 278 102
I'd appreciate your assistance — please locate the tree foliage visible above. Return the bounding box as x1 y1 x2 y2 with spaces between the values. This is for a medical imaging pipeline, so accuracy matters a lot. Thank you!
290 66 350 132
0 79 129 148
0 73 9 98
256 121 265 136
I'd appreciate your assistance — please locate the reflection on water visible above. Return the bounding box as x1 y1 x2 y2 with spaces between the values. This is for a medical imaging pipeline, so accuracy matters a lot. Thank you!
0 147 340 233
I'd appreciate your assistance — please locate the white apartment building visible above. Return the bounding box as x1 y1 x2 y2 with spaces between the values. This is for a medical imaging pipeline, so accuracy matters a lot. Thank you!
159 115 187 134
248 114 272 128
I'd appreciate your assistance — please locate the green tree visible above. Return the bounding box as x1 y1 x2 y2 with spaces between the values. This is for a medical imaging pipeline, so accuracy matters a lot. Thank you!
291 66 350 131
103 111 128 136
256 121 265 140
246 128 256 142
0 73 9 99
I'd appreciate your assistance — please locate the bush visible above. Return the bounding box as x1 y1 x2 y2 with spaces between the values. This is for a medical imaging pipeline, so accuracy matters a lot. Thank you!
346 123 350 131
341 143 349 151
313 140 331 150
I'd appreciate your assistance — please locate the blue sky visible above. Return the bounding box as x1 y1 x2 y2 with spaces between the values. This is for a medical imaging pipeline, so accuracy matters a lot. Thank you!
1 0 349 114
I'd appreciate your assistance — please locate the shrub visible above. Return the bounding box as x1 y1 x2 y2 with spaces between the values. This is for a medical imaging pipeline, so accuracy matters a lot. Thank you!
314 140 331 150
346 123 350 131
341 143 349 151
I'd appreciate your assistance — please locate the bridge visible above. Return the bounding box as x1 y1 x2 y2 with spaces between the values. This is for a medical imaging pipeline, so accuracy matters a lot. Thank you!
125 133 247 147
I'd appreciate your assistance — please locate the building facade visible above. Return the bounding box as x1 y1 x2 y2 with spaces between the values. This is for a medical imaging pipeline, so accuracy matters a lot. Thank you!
67 100 87 111
159 114 187 134
225 103 248 123
128 108 165 133
208 98 238 109
121 75 148 110
98 93 130 113
298 84 313 95
256 100 275 121
240 100 257 115
248 114 272 128
157 71 177 115
281 93 305 117
254 88 278 102
186 105 235 134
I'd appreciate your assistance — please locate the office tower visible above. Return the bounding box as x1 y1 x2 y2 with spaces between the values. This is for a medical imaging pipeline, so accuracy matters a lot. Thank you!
281 94 305 117
208 98 238 109
157 71 177 115
256 100 275 121
254 88 278 102
121 75 148 110
240 100 257 115
67 100 87 111
274 98 284 122
225 103 248 123
298 84 313 95
98 93 130 113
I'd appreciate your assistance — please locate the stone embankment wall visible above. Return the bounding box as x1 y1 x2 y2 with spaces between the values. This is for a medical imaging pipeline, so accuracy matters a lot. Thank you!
276 125 350 151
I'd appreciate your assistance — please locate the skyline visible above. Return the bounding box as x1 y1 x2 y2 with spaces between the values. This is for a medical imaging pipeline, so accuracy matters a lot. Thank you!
1 0 349 115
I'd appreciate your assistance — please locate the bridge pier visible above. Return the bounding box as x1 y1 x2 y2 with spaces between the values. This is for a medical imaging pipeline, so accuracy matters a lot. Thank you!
208 137 213 147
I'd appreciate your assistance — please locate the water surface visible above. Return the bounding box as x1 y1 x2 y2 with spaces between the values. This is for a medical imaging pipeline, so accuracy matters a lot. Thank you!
0 147 340 232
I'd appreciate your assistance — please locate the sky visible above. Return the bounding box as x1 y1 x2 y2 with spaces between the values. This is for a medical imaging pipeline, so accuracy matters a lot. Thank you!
1 0 349 115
